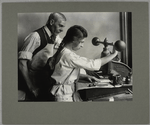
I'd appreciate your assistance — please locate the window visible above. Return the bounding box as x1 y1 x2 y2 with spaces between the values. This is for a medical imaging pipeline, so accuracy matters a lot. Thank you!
120 12 132 68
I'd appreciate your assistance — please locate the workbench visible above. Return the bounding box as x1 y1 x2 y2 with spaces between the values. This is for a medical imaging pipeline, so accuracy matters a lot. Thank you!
75 80 133 102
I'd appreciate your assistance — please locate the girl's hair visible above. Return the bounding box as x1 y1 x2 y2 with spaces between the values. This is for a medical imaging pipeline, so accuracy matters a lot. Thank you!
63 25 87 43
48 25 88 69
55 25 88 57
59 25 88 49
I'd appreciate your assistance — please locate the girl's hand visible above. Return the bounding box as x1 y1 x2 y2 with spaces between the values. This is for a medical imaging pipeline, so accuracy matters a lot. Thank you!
88 76 101 82
113 46 118 55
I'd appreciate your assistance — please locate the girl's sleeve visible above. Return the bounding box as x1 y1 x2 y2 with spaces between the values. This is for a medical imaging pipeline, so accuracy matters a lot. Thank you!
67 52 101 71
18 32 41 60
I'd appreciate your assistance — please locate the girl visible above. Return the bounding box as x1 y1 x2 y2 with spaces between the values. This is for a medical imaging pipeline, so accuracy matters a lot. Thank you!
48 25 118 102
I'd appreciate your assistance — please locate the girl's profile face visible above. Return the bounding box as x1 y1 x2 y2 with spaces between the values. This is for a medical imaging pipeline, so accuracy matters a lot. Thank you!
72 38 85 51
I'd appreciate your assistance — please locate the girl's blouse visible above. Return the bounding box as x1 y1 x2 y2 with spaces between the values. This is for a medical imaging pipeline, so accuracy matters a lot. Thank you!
51 47 101 96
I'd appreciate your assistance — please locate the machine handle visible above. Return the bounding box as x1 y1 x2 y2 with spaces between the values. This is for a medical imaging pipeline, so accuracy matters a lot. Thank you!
92 37 126 52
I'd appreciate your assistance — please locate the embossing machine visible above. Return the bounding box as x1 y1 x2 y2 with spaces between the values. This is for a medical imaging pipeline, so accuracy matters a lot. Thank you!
76 37 133 101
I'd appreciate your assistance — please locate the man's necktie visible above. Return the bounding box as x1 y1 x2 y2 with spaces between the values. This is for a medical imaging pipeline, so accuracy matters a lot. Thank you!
50 35 56 44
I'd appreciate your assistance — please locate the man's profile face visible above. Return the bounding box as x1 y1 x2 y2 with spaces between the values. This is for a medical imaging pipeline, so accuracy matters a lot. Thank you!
51 18 66 36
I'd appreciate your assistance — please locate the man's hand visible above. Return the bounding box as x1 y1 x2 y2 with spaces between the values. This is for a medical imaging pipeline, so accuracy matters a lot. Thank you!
32 88 40 98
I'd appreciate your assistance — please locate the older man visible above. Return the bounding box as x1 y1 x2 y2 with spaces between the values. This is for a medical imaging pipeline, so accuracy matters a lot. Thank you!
18 12 66 101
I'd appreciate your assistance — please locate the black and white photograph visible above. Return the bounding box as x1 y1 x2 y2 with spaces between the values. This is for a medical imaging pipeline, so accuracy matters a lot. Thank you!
18 12 133 102
1 1 149 124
